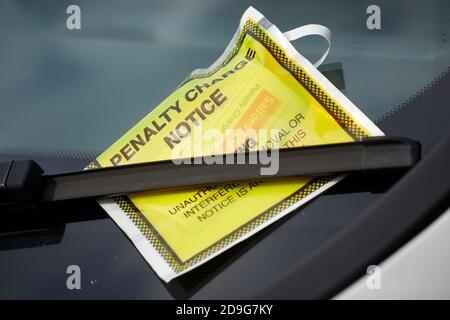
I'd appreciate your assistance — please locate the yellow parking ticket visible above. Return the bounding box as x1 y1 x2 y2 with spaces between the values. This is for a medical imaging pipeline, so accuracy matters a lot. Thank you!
89 7 383 282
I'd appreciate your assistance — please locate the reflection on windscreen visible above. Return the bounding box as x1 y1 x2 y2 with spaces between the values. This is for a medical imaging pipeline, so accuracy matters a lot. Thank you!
0 0 449 154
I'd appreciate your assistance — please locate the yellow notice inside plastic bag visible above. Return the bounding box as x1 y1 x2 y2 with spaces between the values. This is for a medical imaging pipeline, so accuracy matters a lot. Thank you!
90 7 383 282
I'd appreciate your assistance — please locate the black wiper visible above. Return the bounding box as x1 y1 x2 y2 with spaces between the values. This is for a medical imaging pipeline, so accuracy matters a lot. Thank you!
0 136 420 207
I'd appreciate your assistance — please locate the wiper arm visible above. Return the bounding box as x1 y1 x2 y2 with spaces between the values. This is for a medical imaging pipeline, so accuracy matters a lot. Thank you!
0 136 420 207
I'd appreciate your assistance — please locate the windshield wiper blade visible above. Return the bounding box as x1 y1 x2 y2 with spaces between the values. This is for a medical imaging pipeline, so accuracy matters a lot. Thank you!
0 136 420 206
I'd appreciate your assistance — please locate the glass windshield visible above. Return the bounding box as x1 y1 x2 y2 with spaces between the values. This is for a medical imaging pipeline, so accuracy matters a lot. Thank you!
0 0 449 299
1 0 449 154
